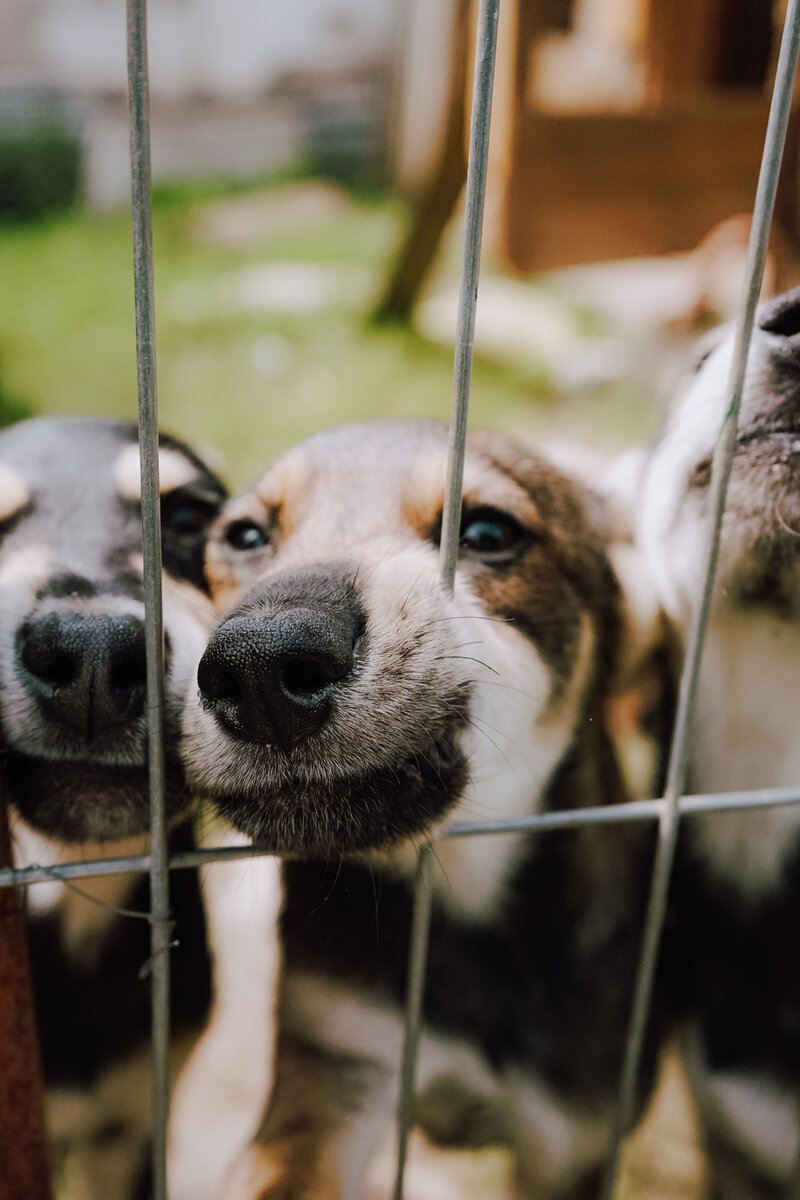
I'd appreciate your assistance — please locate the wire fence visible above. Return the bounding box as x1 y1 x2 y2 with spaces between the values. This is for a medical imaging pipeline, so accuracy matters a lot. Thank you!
3 0 800 1197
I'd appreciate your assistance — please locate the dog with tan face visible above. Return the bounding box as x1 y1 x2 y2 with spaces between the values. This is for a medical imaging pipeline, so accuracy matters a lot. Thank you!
638 287 800 1197
182 420 658 1200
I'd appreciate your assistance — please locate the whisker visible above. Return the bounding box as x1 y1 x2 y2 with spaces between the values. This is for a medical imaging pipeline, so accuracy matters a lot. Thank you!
776 498 800 537
434 654 500 676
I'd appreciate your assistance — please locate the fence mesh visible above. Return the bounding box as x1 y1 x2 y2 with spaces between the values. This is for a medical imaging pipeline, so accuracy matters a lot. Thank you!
2 0 800 1198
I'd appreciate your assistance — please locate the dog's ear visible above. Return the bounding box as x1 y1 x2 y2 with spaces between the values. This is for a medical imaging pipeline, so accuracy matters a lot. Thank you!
609 541 668 693
606 540 676 800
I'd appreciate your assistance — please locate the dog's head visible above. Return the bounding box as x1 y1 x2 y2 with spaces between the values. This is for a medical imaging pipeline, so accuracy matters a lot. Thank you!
639 286 800 627
183 420 625 858
0 417 227 842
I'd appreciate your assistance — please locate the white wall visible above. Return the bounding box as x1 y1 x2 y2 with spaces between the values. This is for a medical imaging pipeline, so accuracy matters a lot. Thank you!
29 0 394 97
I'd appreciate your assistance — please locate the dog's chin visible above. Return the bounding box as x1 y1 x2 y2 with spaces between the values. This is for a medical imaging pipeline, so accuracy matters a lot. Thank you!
209 735 469 857
4 755 190 843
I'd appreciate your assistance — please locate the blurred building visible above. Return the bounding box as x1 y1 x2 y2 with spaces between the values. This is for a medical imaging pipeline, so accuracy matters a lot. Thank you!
0 0 396 208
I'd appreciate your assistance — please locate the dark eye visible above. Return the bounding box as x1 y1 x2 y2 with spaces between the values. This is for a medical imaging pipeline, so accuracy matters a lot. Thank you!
162 499 216 537
459 509 524 560
225 519 270 551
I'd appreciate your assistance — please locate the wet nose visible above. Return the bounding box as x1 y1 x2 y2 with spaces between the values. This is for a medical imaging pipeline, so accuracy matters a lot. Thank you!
197 604 362 748
758 286 800 337
18 612 149 737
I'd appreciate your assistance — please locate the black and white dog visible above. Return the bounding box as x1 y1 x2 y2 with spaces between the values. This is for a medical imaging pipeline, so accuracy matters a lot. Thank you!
637 287 800 1198
0 416 227 1197
181 419 660 1200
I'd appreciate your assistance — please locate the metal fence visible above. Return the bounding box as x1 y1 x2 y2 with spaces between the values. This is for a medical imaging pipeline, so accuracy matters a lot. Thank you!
2 0 800 1197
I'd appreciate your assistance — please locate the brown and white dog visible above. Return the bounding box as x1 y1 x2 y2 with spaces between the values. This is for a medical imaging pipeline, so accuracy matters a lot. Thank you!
181 419 660 1200
0 416 227 1197
636 286 800 1197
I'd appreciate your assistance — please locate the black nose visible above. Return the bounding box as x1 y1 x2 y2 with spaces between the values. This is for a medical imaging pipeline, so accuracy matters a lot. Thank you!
198 604 362 748
18 612 149 737
758 287 800 337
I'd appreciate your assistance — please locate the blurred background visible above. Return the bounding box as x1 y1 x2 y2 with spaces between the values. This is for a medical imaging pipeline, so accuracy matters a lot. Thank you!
2 0 796 490
1 2 797 1196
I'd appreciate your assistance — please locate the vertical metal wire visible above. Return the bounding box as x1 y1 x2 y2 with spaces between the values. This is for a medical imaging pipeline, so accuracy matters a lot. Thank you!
392 2 500 1196
125 3 171 1198
601 5 800 1195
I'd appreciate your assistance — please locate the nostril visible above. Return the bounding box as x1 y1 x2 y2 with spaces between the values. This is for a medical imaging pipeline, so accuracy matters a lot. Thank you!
22 644 77 688
281 655 338 700
110 656 146 692
198 658 243 705
759 290 800 337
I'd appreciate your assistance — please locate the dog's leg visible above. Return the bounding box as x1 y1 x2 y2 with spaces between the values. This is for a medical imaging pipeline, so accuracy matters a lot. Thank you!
704 1147 787 1200
506 1074 613 1200
220 1025 397 1200
168 821 282 1200
512 1147 607 1200
694 1081 799 1200
681 1025 800 1200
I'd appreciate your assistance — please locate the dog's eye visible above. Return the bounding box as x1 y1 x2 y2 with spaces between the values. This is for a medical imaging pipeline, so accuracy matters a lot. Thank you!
162 499 216 538
225 520 270 551
460 509 524 559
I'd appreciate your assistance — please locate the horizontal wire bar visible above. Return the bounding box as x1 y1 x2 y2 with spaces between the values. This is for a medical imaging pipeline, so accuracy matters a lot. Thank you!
5 784 800 890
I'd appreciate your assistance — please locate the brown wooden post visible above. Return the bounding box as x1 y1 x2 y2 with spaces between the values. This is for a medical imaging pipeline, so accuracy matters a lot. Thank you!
0 802 52 1200
373 0 472 323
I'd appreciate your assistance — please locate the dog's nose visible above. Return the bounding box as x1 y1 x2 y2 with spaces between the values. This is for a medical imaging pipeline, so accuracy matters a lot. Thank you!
18 612 149 737
198 606 361 747
758 287 800 338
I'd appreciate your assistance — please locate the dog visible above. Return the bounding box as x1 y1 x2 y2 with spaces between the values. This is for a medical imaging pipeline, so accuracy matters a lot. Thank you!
0 415 227 1197
181 418 662 1199
636 285 800 1197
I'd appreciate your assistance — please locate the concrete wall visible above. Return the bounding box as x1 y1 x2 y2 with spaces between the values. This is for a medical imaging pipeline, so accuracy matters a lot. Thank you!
9 0 393 98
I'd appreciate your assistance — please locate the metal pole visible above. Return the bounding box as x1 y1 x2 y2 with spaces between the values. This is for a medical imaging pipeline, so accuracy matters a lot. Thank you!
601 5 800 1195
392 843 434 1200
125 2 171 1197
0 801 53 1200
393 1 500 1196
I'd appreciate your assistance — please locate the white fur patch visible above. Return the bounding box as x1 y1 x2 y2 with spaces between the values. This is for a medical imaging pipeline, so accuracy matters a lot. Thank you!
11 814 148 956
284 973 499 1100
402 610 594 918
0 544 51 589
0 464 29 521
113 444 197 501
697 1066 799 1183
507 1069 611 1190
284 974 607 1195
689 611 800 894
637 318 800 894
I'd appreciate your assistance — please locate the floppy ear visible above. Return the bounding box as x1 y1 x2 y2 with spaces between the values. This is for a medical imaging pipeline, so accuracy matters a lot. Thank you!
606 540 677 800
609 541 669 692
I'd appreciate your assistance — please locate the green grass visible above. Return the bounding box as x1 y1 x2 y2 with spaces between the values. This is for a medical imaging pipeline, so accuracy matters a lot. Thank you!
0 179 651 489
